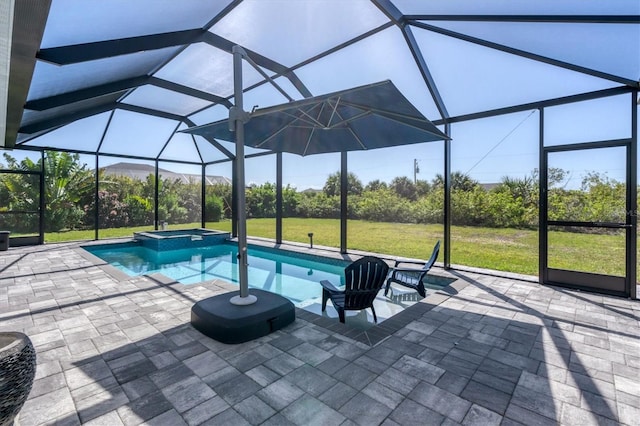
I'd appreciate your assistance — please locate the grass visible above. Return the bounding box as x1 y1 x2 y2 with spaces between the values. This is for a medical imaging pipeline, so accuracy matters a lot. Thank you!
43 225 167 242
41 218 630 277
208 218 541 274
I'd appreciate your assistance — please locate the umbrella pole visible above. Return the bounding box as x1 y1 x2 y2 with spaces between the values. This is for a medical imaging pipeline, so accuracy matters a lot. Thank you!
230 46 257 306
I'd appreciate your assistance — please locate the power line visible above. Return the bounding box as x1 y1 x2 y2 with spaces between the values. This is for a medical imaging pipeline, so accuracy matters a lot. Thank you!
465 110 536 175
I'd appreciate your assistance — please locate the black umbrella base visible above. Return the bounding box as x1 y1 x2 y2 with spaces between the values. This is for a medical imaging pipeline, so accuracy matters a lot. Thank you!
191 289 295 344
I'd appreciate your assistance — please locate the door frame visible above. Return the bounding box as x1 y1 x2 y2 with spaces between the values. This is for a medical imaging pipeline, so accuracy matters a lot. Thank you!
0 166 44 246
540 139 636 298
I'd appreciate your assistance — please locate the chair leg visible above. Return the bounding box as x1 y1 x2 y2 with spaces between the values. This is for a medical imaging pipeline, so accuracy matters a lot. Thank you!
370 305 377 323
322 289 329 312
384 278 391 296
337 308 345 323
417 282 426 298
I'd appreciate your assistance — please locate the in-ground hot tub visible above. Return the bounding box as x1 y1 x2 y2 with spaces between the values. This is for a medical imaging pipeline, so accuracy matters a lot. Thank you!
133 228 231 251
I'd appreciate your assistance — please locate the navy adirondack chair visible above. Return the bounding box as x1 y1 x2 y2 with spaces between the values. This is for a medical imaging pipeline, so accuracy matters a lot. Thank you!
321 256 389 323
384 241 440 298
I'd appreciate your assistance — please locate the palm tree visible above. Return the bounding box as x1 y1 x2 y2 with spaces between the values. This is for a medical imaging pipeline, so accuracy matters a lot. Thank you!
323 171 363 197
390 176 417 200
432 171 479 191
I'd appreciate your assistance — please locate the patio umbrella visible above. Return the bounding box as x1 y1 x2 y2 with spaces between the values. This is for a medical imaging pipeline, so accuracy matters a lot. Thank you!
182 79 449 156
183 49 449 310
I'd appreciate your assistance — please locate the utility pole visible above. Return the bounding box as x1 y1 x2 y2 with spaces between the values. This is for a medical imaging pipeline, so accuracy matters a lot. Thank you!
413 158 419 184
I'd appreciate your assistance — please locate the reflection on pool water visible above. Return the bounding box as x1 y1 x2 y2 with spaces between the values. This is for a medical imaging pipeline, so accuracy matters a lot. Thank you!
85 242 348 305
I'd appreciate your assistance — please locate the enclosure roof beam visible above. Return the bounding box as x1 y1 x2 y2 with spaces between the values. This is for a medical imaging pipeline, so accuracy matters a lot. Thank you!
371 0 449 119
19 102 186 134
36 27 314 102
15 144 204 165
402 25 449 119
404 15 640 24
370 0 405 23
433 86 633 125
25 75 233 112
286 22 395 74
233 22 395 103
411 21 640 89
148 77 233 108
36 29 206 65
117 104 183 121
201 32 312 98
19 103 118 134
184 117 235 160
20 106 235 159
24 76 149 110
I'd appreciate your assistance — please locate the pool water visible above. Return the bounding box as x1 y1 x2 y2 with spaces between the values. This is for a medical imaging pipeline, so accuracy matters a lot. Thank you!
85 242 349 305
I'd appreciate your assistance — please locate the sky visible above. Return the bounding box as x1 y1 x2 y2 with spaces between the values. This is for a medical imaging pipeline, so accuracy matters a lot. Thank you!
4 0 639 191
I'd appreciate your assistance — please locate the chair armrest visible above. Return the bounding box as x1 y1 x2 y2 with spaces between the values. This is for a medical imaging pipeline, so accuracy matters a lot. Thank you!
393 259 427 267
392 266 425 273
320 280 341 294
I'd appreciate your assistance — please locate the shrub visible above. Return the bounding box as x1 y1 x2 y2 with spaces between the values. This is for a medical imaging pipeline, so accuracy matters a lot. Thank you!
353 189 414 222
46 203 86 231
282 185 300 217
296 193 341 218
207 184 232 218
413 190 444 224
205 195 224 222
124 195 153 226
246 183 276 218
94 190 129 228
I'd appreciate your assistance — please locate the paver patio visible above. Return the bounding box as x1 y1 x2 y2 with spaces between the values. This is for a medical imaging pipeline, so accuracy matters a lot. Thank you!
1 241 638 425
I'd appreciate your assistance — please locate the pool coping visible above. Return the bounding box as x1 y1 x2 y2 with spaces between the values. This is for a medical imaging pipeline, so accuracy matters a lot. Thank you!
75 238 472 346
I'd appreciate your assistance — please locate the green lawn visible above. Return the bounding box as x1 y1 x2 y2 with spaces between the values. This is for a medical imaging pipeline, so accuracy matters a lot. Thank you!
41 218 630 277
209 218 540 274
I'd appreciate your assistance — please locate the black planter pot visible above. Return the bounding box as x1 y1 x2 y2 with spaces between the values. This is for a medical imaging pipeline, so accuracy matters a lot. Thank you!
0 332 36 426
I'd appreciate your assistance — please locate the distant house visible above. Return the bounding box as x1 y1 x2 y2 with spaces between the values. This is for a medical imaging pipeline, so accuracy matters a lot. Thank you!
480 183 500 191
301 188 322 195
101 162 231 185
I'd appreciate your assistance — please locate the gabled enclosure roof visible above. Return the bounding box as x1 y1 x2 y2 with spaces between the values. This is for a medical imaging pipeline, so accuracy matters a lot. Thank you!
4 0 639 163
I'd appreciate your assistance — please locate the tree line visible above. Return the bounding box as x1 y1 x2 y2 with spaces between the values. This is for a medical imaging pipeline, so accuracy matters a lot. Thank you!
0 151 627 233
242 169 625 231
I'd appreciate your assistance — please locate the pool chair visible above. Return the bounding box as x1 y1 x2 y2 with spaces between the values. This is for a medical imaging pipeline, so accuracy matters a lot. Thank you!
385 240 440 298
320 256 389 324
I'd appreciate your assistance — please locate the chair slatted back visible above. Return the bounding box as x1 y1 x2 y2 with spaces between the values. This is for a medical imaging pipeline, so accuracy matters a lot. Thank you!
416 240 440 281
424 241 440 270
343 256 389 310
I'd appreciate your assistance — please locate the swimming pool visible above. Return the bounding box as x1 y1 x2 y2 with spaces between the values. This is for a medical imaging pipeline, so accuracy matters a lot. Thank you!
84 242 349 305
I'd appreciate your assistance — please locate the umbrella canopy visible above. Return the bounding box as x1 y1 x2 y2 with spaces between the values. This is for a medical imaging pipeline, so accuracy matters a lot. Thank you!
183 80 449 156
